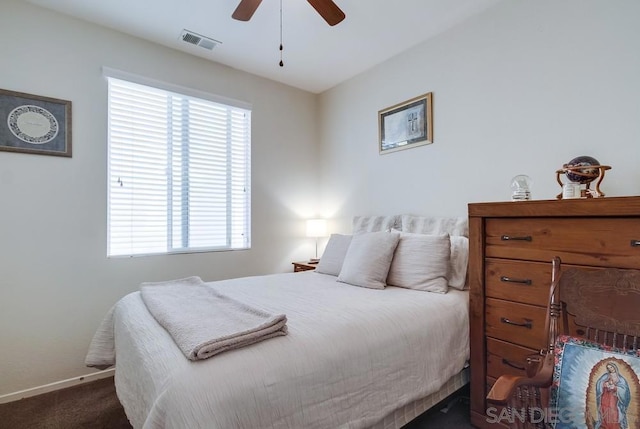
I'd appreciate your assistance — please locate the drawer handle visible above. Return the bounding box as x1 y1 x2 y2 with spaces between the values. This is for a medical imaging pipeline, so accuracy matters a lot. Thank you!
500 276 532 285
501 235 532 241
500 317 533 329
501 358 526 371
631 240 640 247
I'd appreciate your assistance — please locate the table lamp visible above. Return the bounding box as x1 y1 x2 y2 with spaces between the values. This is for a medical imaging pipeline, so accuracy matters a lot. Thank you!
306 219 327 263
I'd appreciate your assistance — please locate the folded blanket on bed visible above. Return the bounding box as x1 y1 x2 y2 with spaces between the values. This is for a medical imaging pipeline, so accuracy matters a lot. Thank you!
140 276 288 361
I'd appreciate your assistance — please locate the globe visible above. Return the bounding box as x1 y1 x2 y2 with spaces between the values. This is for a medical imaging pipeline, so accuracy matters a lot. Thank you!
563 156 601 184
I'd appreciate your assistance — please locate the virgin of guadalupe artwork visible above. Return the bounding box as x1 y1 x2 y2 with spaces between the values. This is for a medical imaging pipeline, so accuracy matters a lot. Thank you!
550 337 640 429
593 362 631 429
585 358 638 429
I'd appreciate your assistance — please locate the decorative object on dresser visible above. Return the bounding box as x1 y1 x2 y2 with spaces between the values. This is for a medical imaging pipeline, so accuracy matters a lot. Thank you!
555 155 611 199
292 261 317 272
378 92 433 154
306 218 327 262
467 196 640 429
0 88 72 157
510 174 532 201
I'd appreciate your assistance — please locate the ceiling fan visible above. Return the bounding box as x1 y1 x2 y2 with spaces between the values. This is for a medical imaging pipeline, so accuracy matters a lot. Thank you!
232 0 346 26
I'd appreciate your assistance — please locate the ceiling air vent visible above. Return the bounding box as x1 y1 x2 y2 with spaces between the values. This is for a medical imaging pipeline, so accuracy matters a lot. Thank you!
180 30 221 51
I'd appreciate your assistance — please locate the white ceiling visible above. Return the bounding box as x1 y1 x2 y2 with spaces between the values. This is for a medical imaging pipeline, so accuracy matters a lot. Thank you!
24 0 501 93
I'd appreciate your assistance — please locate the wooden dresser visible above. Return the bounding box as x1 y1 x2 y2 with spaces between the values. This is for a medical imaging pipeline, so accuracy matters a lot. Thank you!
467 196 640 429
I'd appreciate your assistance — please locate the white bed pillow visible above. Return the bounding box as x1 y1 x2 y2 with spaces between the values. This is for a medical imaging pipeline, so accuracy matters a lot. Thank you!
387 233 451 293
337 231 400 289
399 215 469 290
315 234 353 276
448 236 469 290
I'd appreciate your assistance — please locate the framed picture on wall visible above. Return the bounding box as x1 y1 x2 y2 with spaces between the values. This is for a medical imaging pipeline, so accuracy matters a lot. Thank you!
0 88 72 157
378 92 432 154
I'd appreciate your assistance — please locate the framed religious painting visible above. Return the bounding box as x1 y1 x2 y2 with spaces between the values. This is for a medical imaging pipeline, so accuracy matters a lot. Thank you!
0 88 72 157
551 335 640 428
378 92 433 155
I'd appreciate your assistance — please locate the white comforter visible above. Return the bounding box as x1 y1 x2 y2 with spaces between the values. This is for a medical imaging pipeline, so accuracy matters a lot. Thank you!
89 271 469 429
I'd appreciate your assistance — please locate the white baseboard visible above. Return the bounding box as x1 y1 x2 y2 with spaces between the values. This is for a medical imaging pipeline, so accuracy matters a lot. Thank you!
0 368 115 405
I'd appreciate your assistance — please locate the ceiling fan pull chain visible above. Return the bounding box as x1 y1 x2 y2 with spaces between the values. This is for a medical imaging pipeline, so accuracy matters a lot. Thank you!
279 0 284 66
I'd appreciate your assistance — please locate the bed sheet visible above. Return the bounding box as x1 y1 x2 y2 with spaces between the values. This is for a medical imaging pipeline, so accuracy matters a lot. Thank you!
99 271 469 429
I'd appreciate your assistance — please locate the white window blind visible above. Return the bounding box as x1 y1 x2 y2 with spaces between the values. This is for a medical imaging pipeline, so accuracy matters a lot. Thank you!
107 77 251 257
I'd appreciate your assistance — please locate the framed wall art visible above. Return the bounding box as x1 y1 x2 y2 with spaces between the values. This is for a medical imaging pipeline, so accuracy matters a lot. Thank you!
0 88 72 157
551 335 640 429
378 92 432 154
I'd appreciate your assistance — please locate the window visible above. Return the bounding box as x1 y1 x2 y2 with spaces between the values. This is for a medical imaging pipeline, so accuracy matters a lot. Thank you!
107 74 251 257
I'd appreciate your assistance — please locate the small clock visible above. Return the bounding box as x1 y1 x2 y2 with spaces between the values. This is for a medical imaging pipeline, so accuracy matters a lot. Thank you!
7 105 59 144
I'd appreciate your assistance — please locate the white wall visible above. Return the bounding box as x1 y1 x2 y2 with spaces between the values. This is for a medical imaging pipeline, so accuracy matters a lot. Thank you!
319 0 640 233
0 0 319 395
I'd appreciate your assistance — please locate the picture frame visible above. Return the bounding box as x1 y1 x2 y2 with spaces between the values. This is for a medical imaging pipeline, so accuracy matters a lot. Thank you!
0 88 72 157
378 92 432 154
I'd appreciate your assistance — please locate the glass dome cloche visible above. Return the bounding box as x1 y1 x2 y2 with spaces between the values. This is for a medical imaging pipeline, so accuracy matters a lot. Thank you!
511 174 532 201
555 156 611 199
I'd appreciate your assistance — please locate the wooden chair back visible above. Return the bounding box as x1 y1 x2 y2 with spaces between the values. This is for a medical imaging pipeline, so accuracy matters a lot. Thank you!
559 267 640 347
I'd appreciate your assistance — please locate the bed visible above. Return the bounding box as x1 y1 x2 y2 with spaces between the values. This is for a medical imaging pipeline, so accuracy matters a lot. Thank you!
86 215 470 429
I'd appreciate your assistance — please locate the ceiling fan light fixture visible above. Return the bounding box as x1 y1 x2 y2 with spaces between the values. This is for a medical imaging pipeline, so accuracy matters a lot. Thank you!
231 0 345 67
307 0 345 26
231 0 345 26
232 0 263 21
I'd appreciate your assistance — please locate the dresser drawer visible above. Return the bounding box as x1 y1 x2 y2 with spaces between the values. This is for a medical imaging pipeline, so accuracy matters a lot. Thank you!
485 298 547 349
485 259 551 306
485 218 640 268
486 338 538 379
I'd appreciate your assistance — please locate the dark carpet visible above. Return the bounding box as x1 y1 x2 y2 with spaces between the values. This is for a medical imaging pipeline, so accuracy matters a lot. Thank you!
0 377 473 428
0 377 129 429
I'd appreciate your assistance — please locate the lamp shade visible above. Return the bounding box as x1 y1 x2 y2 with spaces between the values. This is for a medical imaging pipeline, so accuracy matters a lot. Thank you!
306 219 327 238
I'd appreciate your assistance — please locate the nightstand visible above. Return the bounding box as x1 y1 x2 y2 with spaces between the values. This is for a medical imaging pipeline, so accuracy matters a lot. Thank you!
292 261 317 272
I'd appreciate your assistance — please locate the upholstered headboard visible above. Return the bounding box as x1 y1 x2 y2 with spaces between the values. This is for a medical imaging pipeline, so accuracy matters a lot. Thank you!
352 214 468 237
352 215 402 234
400 215 468 237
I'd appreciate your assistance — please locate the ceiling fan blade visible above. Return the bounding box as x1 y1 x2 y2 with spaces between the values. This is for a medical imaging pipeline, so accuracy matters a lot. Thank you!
307 0 346 26
232 0 263 21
